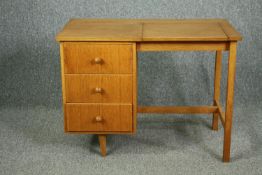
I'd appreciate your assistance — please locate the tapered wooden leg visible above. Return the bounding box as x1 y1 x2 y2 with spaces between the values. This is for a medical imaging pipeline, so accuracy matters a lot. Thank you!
223 42 237 162
98 135 107 157
212 51 222 130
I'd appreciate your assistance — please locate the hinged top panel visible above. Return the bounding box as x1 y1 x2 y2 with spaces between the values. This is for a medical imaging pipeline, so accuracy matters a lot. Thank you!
56 19 242 42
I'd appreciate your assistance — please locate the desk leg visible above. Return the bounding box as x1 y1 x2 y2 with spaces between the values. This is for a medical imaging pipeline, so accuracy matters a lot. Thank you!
212 51 222 130
98 135 107 157
223 42 237 162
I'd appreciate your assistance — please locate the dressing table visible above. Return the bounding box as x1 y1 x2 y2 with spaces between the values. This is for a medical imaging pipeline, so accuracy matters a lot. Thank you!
56 19 242 162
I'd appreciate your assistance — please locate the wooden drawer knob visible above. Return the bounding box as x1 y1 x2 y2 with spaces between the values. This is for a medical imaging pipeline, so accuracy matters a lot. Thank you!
94 57 103 64
94 87 103 93
95 116 103 122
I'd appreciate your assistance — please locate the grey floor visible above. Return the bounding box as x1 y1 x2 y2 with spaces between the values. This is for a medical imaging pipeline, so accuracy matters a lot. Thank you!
0 104 261 175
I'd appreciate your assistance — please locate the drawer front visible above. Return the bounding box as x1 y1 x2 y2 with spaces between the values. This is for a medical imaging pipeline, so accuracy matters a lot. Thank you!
63 42 133 74
65 104 132 132
65 74 132 103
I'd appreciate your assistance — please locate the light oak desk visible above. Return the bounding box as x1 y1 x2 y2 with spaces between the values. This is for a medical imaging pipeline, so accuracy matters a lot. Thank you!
56 19 242 162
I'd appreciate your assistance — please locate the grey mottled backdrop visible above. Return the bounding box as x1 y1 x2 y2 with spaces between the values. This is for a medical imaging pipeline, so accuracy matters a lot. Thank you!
1 0 262 108
1 1 262 175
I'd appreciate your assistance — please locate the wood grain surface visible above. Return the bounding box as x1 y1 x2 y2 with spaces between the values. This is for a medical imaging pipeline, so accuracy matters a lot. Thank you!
65 74 132 103
56 19 242 41
63 42 133 74
65 104 132 132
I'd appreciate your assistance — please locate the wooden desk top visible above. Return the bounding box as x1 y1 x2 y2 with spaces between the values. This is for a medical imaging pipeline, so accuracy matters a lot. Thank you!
56 19 242 42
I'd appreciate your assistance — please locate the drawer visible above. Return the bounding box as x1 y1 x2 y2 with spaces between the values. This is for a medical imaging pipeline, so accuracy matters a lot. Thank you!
65 74 132 103
65 104 132 132
63 42 133 74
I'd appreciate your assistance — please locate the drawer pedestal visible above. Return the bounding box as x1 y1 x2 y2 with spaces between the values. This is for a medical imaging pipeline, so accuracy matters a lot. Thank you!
60 42 137 156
